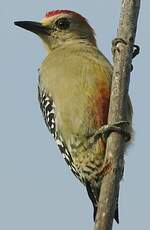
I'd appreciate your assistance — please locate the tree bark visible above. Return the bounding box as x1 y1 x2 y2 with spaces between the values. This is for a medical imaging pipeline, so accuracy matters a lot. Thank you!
94 1 141 230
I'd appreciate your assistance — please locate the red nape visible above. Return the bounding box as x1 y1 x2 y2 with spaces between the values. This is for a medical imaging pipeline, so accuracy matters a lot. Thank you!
45 10 85 21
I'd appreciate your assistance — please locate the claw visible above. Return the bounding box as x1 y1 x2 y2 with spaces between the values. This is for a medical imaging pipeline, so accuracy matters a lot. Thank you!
130 45 140 72
112 38 140 72
111 38 127 56
132 45 140 59
87 121 131 148
98 162 112 177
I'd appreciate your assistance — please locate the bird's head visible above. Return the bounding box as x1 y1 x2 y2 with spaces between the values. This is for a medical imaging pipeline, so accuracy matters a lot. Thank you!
15 10 96 52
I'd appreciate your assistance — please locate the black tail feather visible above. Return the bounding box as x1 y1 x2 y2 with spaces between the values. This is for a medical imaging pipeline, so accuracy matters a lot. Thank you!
86 182 119 223
114 206 119 224
86 182 97 209
93 205 119 224
93 205 97 221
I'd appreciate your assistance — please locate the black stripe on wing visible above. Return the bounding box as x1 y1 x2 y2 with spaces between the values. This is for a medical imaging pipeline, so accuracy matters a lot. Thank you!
38 87 81 181
38 86 57 139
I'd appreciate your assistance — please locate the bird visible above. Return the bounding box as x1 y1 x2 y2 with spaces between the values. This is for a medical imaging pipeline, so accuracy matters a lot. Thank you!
14 10 132 223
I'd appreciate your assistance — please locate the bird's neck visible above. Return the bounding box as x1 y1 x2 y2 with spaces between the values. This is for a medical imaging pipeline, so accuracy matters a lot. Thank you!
42 38 97 54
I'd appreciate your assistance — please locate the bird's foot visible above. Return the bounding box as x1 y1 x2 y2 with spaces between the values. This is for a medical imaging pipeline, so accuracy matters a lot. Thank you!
98 162 112 177
132 44 140 59
112 38 140 71
111 38 127 56
95 121 131 143
130 44 140 71
88 121 131 148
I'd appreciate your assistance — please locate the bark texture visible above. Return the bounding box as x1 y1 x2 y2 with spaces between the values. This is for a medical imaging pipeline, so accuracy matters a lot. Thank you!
94 1 141 230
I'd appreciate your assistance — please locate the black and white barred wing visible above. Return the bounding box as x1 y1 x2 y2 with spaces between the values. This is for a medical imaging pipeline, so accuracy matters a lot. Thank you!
38 87 57 138
38 87 80 180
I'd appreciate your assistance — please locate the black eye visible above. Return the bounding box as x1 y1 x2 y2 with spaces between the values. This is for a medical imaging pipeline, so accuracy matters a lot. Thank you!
55 18 70 30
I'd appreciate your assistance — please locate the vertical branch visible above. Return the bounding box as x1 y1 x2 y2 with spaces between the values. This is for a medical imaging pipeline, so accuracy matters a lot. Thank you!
94 1 141 230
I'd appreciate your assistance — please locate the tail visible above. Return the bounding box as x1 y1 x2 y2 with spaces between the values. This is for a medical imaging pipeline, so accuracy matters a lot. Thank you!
93 204 119 224
86 182 119 223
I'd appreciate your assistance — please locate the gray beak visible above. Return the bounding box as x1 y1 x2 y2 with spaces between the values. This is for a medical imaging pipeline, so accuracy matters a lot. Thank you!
14 21 50 35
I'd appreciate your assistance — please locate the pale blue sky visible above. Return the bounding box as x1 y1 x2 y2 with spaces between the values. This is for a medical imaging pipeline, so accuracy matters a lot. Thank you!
1 1 149 230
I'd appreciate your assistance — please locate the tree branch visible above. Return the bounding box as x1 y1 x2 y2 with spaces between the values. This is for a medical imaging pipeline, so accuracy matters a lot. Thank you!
93 1 141 230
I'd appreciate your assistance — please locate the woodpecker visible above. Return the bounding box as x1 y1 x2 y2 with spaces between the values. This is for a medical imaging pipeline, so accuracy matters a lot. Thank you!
15 10 132 223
